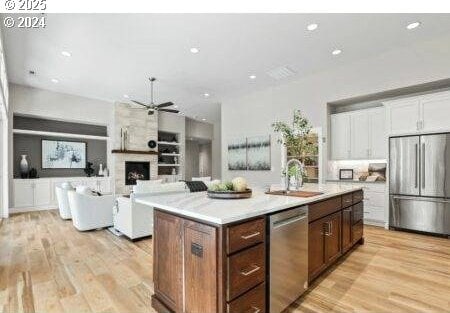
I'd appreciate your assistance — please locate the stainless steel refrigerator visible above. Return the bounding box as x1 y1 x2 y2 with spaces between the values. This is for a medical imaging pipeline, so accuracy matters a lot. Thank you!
389 133 450 235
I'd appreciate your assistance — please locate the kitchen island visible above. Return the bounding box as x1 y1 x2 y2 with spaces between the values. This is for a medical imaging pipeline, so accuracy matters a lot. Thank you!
136 183 364 313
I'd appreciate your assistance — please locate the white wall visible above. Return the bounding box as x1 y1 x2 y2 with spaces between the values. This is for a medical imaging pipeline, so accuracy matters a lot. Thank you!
221 35 450 187
8 84 114 207
212 119 221 180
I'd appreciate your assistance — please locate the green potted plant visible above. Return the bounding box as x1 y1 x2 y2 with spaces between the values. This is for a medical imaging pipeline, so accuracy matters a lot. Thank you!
272 110 314 186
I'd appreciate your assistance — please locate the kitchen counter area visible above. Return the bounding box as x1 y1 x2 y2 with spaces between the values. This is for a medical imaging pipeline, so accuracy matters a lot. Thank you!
136 183 362 224
141 183 365 313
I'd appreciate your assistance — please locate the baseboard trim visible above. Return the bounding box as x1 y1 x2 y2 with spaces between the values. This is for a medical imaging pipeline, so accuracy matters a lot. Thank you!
9 206 58 214
363 219 385 227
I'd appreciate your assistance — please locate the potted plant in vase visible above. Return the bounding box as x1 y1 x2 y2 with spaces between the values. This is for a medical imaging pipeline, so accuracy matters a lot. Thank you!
272 110 315 189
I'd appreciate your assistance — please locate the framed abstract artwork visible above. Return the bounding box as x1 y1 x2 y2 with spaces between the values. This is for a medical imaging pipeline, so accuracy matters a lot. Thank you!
42 140 87 169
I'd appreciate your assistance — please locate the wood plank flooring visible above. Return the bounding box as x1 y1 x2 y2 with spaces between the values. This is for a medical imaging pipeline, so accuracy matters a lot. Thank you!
1 210 449 313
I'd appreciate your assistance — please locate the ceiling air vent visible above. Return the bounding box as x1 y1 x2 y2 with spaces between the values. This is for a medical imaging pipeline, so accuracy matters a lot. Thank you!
266 66 297 80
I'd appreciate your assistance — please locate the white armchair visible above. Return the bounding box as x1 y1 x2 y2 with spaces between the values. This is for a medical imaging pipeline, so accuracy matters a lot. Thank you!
55 183 74 220
113 182 188 240
67 190 114 231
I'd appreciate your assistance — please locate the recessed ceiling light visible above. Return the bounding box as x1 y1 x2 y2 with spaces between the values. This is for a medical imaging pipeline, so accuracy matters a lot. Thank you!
332 49 342 56
123 94 130 99
190 47 199 54
249 75 256 80
406 22 421 30
51 78 59 83
202 118 206 121
203 93 210 98
61 51 71 57
307 23 318 31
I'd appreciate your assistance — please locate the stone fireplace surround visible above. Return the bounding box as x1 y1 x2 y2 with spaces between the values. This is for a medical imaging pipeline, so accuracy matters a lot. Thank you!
113 103 158 194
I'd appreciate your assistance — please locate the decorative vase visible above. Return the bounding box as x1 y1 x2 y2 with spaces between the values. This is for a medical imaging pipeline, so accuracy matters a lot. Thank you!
98 163 104 176
20 155 29 178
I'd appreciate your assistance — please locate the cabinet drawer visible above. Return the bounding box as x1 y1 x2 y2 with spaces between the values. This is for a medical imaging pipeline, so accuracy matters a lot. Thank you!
227 283 265 313
227 218 265 254
364 206 385 222
227 244 265 301
364 191 385 208
352 220 363 244
353 190 364 204
342 193 353 208
309 197 342 222
352 202 364 224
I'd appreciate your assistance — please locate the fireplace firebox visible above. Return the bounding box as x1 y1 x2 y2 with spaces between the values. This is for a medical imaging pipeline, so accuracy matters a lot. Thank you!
125 161 150 185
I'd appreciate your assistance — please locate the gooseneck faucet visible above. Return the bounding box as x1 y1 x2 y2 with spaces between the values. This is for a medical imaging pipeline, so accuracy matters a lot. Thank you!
285 158 304 192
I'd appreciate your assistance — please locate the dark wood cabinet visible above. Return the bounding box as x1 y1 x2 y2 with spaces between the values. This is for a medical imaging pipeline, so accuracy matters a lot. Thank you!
183 220 217 313
341 207 353 253
308 216 326 279
308 191 364 282
153 211 183 313
324 211 342 264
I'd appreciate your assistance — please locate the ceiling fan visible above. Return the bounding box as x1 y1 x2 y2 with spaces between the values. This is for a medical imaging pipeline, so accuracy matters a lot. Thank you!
131 77 179 115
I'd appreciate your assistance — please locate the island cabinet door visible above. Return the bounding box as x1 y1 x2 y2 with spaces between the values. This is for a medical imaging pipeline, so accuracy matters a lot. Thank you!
308 216 326 280
324 211 342 265
341 207 353 253
183 220 217 313
153 211 183 313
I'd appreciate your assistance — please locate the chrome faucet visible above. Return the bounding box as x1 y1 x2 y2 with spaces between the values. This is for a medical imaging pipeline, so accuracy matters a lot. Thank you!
285 158 304 192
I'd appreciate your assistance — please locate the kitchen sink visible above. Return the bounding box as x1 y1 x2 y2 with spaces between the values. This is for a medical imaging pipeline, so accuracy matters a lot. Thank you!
266 190 324 197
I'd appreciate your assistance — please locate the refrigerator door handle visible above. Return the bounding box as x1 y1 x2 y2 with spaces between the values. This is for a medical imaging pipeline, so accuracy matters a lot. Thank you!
391 195 450 203
415 143 419 189
422 143 426 189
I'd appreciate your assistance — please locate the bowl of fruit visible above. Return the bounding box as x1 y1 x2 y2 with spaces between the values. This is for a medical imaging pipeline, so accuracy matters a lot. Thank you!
207 177 252 199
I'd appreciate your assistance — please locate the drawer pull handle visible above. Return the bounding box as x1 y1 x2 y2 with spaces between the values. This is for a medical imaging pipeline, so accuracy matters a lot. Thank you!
240 265 260 276
248 306 261 313
241 232 260 240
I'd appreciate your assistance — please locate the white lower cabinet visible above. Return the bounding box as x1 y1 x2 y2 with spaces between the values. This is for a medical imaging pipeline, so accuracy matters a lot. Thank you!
328 181 386 225
13 177 112 212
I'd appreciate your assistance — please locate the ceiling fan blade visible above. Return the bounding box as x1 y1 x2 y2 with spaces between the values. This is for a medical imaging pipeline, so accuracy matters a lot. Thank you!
158 108 179 113
155 102 174 108
131 100 149 108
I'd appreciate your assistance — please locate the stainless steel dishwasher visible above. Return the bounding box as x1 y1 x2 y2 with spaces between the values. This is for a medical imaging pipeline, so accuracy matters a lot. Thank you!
269 206 309 313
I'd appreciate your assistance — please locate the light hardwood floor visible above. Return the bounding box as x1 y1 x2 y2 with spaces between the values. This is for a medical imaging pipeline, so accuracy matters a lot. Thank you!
1 210 449 313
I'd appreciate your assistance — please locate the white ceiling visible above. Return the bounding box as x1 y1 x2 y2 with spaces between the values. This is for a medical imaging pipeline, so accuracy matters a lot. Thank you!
3 13 450 123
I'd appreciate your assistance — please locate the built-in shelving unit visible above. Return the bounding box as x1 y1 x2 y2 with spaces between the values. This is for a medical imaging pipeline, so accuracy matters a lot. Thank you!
157 130 182 179
13 129 109 141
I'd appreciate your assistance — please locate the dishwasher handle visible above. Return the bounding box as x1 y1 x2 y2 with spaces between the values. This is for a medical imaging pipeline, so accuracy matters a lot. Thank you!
272 212 307 229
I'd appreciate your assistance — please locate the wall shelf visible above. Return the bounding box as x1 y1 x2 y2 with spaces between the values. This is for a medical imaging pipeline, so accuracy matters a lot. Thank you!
13 129 109 141
111 149 158 155
160 153 181 156
158 141 180 146
158 164 181 167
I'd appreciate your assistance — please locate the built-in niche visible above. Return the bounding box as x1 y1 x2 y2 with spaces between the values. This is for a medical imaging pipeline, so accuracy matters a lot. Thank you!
13 115 108 178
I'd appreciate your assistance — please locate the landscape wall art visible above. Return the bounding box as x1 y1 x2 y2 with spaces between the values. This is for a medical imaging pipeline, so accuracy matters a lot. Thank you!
228 135 271 171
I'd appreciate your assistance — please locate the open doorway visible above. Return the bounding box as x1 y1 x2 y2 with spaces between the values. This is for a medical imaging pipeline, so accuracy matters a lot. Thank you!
185 138 212 181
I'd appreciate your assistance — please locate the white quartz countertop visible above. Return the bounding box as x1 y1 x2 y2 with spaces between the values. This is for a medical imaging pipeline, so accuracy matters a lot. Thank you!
135 183 362 225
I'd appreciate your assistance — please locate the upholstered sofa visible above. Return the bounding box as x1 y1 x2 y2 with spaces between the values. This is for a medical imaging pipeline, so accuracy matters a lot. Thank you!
113 181 189 240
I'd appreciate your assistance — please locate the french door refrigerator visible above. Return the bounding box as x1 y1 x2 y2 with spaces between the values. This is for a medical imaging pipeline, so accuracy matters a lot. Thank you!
389 133 450 235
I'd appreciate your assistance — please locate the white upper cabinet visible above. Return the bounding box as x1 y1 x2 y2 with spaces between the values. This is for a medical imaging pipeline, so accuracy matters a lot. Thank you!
330 107 386 160
369 107 386 159
350 111 370 159
386 97 420 135
385 91 450 135
421 92 450 133
330 113 351 160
